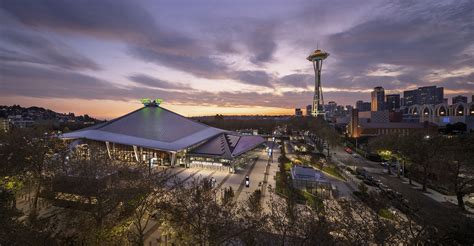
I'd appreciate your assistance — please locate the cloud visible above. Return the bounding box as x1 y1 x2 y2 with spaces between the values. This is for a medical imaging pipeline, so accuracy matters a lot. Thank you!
128 46 229 80
128 74 192 90
0 28 101 71
0 0 158 43
301 0 474 98
231 70 274 88
0 62 124 100
246 21 277 64
0 0 283 84
1 0 473 109
277 73 313 88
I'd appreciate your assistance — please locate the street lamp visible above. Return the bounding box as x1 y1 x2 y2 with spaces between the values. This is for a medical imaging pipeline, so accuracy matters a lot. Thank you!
355 125 360 151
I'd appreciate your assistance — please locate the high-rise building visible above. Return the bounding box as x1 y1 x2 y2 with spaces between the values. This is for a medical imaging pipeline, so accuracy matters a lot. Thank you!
402 86 444 106
403 90 417 107
371 86 385 111
335 105 345 116
295 108 303 117
346 105 354 112
306 105 312 116
356 100 371 112
418 86 443 105
452 95 468 104
385 94 400 111
326 101 337 116
348 109 359 138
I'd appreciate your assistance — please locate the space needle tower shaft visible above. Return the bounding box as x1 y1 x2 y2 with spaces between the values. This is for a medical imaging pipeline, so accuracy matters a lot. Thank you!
307 49 329 117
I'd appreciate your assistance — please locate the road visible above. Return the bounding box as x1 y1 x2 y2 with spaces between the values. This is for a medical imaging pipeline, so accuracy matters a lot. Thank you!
332 145 474 239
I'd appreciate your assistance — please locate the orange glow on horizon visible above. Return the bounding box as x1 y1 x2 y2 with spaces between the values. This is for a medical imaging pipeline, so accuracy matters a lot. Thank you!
0 96 293 120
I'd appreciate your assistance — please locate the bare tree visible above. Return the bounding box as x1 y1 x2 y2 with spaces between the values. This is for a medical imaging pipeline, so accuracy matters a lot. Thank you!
439 134 474 210
159 178 238 244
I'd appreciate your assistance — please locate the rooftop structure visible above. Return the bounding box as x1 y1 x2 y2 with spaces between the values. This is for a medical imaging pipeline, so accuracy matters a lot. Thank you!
291 165 331 190
61 104 225 152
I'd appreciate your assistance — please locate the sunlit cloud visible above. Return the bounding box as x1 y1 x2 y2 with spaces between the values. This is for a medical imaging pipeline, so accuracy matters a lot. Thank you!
366 64 407 77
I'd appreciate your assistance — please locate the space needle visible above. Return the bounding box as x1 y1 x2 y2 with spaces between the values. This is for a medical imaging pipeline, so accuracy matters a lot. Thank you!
307 49 329 117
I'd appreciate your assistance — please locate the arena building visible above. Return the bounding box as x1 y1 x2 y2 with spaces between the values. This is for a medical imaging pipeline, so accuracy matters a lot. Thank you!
60 99 265 173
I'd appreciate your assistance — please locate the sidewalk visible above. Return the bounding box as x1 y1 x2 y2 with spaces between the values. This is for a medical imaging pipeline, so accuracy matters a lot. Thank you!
334 144 474 215
394 174 474 214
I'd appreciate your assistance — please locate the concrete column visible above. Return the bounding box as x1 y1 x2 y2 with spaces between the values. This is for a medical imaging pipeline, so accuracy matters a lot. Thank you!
170 152 177 166
133 145 140 162
105 141 112 159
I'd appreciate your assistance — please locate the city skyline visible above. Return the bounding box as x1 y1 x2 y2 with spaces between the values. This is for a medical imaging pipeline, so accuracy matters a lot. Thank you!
1 0 473 119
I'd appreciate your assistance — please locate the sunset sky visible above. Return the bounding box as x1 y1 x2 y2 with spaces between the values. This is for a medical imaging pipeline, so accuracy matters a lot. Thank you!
1 0 473 119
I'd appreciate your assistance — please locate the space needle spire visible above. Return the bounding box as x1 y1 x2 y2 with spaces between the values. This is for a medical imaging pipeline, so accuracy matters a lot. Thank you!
307 49 329 117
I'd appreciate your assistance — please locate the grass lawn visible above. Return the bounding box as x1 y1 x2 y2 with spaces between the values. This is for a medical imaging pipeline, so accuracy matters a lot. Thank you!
378 208 395 220
301 190 324 210
283 162 293 172
321 166 346 181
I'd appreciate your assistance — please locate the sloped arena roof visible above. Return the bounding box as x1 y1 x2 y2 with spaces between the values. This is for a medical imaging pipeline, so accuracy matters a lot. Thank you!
189 133 265 158
60 105 264 155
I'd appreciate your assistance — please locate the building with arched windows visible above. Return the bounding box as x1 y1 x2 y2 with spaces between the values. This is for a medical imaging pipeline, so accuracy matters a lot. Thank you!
401 102 474 131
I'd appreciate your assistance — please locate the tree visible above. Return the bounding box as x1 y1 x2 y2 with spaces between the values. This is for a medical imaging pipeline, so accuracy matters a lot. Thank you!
439 134 474 210
0 128 60 244
0 127 67 220
369 134 401 176
318 125 341 158
128 179 165 246
49 142 161 244
398 132 446 192
234 189 268 244
160 178 238 244
370 132 445 192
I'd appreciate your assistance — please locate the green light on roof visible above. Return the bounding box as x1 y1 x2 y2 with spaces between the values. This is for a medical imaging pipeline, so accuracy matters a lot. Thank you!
140 98 163 106
140 98 152 105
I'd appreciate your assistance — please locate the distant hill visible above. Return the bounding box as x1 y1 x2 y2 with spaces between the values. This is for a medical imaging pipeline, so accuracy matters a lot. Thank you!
0 104 104 131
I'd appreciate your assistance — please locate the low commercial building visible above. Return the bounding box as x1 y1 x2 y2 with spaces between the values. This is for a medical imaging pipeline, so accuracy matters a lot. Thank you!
358 110 389 123
348 108 436 137
356 121 435 137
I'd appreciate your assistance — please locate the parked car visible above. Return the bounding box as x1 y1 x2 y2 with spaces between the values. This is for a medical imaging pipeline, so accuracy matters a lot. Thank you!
364 179 376 186
367 153 383 162
355 167 367 176
379 184 389 191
